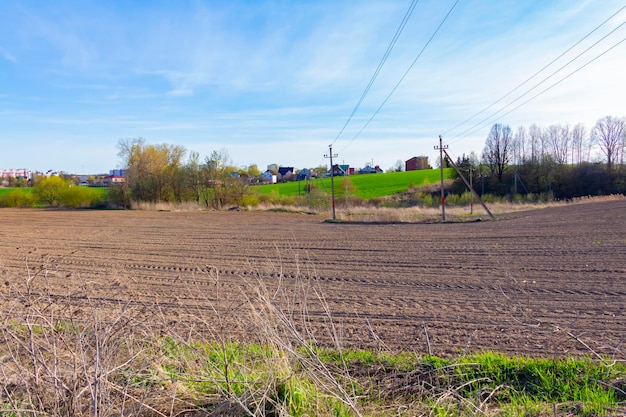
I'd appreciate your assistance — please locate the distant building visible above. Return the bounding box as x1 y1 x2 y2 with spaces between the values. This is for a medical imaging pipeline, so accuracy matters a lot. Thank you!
330 164 347 176
261 170 277 184
278 167 294 182
297 168 311 181
0 168 32 179
103 175 125 186
405 156 431 171
359 165 383 174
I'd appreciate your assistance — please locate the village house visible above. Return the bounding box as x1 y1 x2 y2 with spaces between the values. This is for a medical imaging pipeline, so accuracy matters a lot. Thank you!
405 156 431 171
330 164 349 176
261 170 277 184
103 175 125 186
277 166 295 182
359 165 383 174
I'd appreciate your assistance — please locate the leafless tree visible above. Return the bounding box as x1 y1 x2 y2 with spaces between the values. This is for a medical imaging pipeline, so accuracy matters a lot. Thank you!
512 126 527 164
570 123 587 165
528 124 543 163
482 123 512 182
592 116 625 169
548 124 570 165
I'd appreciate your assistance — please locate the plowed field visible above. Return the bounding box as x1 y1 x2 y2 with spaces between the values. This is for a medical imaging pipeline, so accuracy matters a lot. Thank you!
1 199 625 358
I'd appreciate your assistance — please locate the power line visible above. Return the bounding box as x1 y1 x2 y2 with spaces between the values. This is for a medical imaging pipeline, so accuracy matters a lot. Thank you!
448 19 626 145
442 4 626 138
338 0 461 154
332 0 420 144
451 37 626 143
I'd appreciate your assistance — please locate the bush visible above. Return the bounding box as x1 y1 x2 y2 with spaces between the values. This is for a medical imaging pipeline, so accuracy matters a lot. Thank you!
241 193 259 208
446 192 475 207
33 176 71 206
106 186 132 208
304 188 330 211
58 186 104 208
0 189 37 207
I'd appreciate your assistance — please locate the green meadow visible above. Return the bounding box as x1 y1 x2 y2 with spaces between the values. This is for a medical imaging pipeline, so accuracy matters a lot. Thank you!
253 168 455 199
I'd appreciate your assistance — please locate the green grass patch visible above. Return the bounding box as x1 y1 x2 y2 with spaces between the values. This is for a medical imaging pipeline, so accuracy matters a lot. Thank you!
253 169 454 200
3 314 624 416
301 348 626 416
0 187 35 197
0 186 109 208
152 340 626 416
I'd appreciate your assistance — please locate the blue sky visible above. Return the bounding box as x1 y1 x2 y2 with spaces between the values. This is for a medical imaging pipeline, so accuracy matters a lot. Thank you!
1 0 624 174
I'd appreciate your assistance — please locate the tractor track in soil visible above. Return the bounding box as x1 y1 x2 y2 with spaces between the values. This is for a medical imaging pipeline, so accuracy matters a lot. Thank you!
1 199 625 358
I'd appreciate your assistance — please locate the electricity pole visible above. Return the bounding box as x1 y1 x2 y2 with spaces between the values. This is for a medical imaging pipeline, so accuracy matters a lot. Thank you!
324 144 338 220
469 165 474 215
434 135 448 222
443 148 495 220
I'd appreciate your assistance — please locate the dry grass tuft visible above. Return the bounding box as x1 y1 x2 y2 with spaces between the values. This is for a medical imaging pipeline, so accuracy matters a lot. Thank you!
331 194 626 223
0 254 363 416
2 244 624 416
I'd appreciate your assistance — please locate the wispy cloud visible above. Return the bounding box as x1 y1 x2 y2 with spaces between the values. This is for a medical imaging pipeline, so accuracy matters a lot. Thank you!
0 0 624 174
0 46 16 62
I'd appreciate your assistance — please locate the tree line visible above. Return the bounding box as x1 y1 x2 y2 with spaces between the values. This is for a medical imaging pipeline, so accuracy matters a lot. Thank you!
453 115 626 199
2 115 623 209
111 138 255 208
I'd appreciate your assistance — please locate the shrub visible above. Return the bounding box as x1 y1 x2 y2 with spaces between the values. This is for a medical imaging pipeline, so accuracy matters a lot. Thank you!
304 187 330 211
106 186 132 208
0 189 37 207
58 186 104 208
33 176 71 206
241 193 259 208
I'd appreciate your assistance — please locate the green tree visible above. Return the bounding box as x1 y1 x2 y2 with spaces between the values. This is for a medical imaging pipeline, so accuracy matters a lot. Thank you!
33 176 71 206
59 186 103 208
246 164 261 178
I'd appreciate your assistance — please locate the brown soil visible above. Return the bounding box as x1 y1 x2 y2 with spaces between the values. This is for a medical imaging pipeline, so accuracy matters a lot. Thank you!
1 199 624 358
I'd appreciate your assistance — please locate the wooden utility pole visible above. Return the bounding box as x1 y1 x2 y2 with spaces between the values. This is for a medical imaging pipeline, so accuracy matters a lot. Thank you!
434 135 448 222
443 149 495 219
324 144 338 220
469 165 474 215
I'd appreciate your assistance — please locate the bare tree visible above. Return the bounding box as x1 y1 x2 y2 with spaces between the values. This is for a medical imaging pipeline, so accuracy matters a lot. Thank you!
528 124 543 164
482 123 512 182
513 126 527 164
570 123 587 164
392 159 404 172
548 124 570 165
592 116 626 169
200 148 246 209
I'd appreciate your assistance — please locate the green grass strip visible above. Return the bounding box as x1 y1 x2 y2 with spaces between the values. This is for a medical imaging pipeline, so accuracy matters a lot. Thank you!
252 168 455 199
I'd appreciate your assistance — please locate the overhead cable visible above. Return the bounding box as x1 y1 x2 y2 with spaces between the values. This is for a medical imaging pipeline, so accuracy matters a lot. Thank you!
448 19 626 145
339 0 461 154
442 4 626 138
450 37 626 143
332 0 420 144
